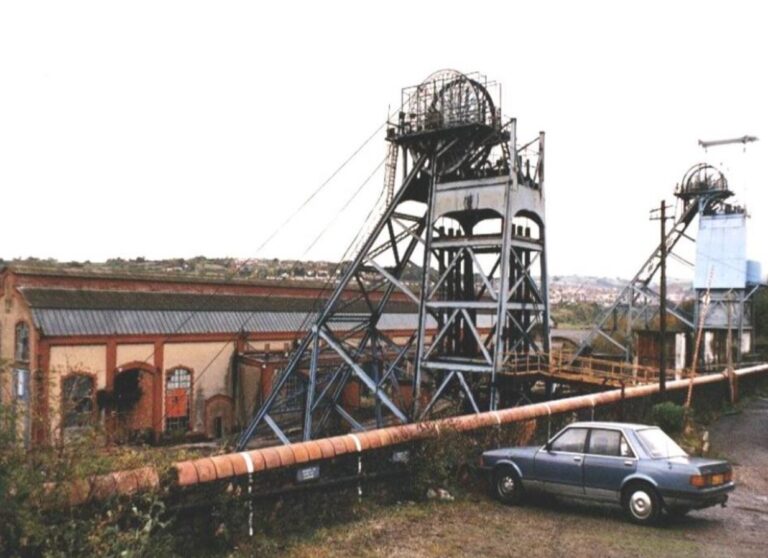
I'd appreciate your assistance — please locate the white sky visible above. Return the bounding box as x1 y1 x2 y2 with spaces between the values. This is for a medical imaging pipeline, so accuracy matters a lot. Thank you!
1 0 766 278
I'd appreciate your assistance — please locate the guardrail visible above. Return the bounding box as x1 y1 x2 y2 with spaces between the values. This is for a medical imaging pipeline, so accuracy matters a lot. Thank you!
500 352 659 386
549 352 660 386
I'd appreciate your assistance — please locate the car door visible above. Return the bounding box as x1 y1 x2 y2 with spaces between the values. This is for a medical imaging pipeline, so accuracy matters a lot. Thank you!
582 428 637 501
534 427 588 496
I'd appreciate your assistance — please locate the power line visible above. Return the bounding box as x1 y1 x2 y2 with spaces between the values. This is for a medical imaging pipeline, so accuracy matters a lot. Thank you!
126 116 394 372
254 121 389 255
301 155 387 256
74 113 397 432
159 154 396 427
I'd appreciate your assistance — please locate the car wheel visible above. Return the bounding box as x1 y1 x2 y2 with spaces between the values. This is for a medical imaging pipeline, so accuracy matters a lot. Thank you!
493 466 523 505
622 483 661 525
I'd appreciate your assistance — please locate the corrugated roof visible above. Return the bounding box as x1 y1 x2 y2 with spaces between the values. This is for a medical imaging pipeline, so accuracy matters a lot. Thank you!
20 288 414 314
30 309 431 337
24 288 496 338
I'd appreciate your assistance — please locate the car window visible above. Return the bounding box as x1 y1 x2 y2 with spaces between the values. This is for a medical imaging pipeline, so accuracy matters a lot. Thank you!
636 428 687 458
587 429 634 457
550 427 588 453
619 435 635 458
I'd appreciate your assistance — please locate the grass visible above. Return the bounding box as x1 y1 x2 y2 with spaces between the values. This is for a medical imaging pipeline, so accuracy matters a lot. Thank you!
261 497 711 558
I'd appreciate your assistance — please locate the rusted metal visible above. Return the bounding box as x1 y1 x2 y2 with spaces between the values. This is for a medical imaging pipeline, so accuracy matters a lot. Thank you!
508 352 663 389
62 364 767 504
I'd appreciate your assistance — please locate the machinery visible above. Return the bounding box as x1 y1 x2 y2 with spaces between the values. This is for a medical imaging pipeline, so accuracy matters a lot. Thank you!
237 70 549 448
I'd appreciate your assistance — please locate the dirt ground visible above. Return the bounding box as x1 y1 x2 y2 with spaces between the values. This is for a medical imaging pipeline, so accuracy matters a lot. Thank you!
698 395 768 553
266 396 768 558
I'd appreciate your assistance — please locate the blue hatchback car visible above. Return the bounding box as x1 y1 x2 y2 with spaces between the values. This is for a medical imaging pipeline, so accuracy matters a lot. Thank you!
480 421 734 524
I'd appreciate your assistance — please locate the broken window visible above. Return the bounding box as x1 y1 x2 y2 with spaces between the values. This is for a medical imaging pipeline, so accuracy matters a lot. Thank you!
62 374 95 428
15 322 29 362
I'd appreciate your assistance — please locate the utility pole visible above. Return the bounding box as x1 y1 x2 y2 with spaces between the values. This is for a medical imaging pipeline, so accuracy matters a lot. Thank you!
726 292 737 404
650 201 673 397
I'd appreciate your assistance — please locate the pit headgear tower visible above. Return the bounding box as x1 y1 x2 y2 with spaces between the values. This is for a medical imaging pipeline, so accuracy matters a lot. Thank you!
571 163 762 370
238 70 549 448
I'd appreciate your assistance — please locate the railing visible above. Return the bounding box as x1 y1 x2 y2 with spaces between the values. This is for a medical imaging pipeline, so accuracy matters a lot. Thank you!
550 351 659 386
502 353 550 375
500 351 661 387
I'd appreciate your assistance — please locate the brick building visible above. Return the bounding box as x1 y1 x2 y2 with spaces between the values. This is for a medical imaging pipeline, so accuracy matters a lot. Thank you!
0 265 417 445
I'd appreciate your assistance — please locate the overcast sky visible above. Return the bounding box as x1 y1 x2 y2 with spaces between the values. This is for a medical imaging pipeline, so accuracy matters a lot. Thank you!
1 1 766 278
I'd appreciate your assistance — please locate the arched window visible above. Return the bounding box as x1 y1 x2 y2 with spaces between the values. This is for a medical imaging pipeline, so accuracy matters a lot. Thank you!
62 374 95 428
15 322 30 362
165 367 192 432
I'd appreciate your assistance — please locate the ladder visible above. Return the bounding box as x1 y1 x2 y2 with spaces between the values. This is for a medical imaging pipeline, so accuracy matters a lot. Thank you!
384 142 399 205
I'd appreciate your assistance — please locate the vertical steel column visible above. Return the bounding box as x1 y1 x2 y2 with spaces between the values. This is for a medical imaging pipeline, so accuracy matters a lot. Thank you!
513 227 524 353
453 229 463 354
522 239 531 352
737 291 745 362
437 226 446 355
491 119 517 410
538 132 551 356
412 154 439 418
446 229 456 355
462 223 476 357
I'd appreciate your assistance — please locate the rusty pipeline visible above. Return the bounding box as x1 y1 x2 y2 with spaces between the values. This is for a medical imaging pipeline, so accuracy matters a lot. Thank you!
64 363 768 503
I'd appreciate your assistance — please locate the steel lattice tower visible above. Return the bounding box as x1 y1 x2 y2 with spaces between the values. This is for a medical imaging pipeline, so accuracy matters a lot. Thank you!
569 164 745 364
237 70 549 449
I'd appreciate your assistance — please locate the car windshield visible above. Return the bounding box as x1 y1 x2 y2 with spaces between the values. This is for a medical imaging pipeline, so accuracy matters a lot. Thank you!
636 428 687 459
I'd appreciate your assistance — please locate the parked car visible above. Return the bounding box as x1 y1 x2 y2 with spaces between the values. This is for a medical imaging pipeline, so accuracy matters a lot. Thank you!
480 421 734 524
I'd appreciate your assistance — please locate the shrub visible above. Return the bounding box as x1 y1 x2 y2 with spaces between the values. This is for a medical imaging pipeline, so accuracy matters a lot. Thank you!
0 402 174 557
649 401 685 434
405 420 540 499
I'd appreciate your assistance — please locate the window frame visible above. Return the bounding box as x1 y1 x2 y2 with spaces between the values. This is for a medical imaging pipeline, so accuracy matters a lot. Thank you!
547 426 589 454
635 427 687 459
60 372 97 430
165 366 193 433
14 321 30 363
585 427 639 460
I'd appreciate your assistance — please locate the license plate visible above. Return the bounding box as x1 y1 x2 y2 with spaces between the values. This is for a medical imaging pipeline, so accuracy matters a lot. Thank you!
711 474 725 485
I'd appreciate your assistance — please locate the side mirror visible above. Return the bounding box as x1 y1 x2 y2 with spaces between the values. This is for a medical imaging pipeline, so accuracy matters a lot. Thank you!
544 441 553 452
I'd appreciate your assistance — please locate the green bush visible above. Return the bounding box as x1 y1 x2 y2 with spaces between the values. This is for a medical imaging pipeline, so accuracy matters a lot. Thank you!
649 401 685 434
0 403 174 557
406 421 541 499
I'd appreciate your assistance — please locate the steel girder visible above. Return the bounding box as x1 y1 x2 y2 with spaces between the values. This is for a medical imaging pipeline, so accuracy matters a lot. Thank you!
236 153 433 449
692 283 762 364
236 75 549 449
569 191 731 363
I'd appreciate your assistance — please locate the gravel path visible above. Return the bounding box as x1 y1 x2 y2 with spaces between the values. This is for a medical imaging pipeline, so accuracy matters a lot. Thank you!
692 396 768 555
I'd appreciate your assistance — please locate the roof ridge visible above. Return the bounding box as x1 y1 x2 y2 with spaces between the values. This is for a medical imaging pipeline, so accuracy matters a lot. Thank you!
19 287 416 314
